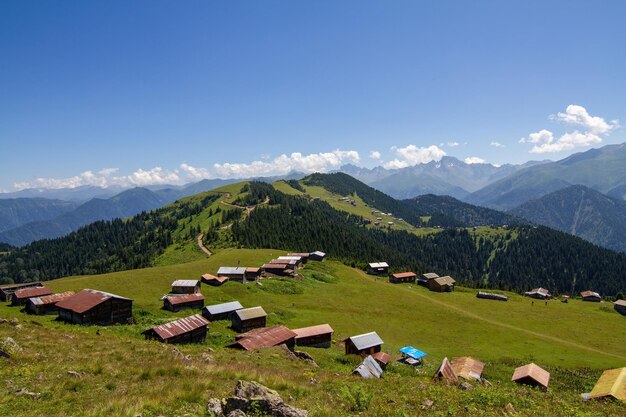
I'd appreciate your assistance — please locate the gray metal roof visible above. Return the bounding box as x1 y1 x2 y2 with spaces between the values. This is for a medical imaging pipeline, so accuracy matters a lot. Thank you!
171 280 199 287
310 251 325 257
353 355 383 378
368 262 389 268
277 256 302 261
217 267 247 275
235 306 267 320
204 301 244 316
349 331 384 350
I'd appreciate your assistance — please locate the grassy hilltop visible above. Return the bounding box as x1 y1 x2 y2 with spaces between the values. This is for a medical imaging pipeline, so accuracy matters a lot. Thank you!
2 248 626 416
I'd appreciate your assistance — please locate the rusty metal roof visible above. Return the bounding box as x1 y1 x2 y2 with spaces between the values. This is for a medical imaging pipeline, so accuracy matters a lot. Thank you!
29 291 76 306
235 306 267 320
581 290 601 298
451 357 485 380
148 314 209 340
434 357 458 384
512 363 550 389
171 280 199 287
245 267 261 273
165 293 205 305
391 272 416 279
262 263 288 269
202 274 228 283
13 286 52 299
348 331 384 350
56 289 132 314
292 324 334 339
231 325 297 350
372 351 391 365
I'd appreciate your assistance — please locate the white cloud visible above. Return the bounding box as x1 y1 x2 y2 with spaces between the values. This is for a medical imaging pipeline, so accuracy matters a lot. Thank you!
447 141 460 147
490 141 505 148
529 131 602 154
383 144 446 169
213 150 360 178
553 104 619 134
369 150 381 160
521 105 618 154
180 163 210 180
13 167 183 190
464 156 486 164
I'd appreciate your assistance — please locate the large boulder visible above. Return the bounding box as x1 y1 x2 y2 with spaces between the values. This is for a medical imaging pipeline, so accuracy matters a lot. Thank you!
216 380 308 417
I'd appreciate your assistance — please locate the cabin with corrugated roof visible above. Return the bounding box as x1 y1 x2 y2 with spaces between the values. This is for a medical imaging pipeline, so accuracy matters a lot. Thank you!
217 267 247 282
143 314 209 344
367 262 389 275
163 293 205 312
345 331 384 356
292 324 334 348
202 301 244 321
418 272 439 287
25 291 75 315
11 286 52 306
171 280 201 294
231 306 267 333
428 276 456 292
615 300 626 316
56 289 133 325
309 251 326 261
580 290 601 302
201 273 228 286
389 272 416 284
0 282 43 302
229 326 296 350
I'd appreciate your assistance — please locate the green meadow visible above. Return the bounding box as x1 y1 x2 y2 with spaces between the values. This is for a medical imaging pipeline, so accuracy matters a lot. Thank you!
2 248 625 416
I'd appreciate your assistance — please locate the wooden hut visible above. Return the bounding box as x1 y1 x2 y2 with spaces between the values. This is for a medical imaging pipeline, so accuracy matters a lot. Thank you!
0 282 43 302
476 291 508 302
292 323 334 348
276 256 303 268
389 272 416 284
171 280 201 294
428 276 456 292
512 363 550 390
25 291 75 315
584 367 626 403
615 300 626 316
143 314 209 344
580 290 601 302
524 287 551 299
11 286 52 306
367 262 389 275
244 267 261 280
433 357 458 384
418 272 439 287
163 293 205 312
262 263 292 276
372 351 391 369
56 289 133 325
201 273 228 286
217 267 247 282
287 253 310 263
231 306 267 333
451 357 485 381
202 301 243 321
345 331 384 356
308 251 326 261
229 326 297 351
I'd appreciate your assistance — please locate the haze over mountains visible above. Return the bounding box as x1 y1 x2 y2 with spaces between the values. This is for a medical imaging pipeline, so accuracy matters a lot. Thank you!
2 143 626 252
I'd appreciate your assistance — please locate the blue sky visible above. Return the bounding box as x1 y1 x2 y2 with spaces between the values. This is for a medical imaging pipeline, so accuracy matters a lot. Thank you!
1 1 625 190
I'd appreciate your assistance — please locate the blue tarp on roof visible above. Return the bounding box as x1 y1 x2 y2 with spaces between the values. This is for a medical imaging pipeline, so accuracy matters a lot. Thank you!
399 346 428 360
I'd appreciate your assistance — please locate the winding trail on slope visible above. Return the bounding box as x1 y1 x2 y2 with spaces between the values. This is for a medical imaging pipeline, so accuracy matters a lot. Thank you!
196 234 213 257
357 270 626 361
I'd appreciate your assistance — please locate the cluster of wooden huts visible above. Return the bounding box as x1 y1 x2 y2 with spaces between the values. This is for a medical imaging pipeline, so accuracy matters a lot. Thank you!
367 263 457 293
200 251 326 285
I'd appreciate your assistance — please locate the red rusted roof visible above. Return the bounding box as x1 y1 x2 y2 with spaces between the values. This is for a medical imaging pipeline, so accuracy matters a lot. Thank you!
56 289 132 314
231 325 297 350
202 274 228 283
245 267 261 273
372 351 391 365
148 314 209 340
292 324 334 339
512 363 550 389
451 357 485 380
29 291 76 306
391 272 416 279
581 290 601 298
14 286 52 299
165 293 205 305
434 357 458 383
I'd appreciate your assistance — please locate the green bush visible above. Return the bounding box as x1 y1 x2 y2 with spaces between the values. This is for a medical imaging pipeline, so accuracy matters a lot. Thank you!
340 384 373 412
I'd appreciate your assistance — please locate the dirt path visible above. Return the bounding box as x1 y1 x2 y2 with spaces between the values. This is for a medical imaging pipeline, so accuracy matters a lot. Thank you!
196 234 213 257
219 196 270 219
357 270 626 361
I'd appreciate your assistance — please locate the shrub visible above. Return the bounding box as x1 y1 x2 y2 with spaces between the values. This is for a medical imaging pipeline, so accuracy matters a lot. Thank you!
340 384 373 412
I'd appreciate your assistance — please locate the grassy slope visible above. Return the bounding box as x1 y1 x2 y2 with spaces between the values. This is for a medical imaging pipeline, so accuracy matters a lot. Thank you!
2 249 626 416
273 180 442 237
